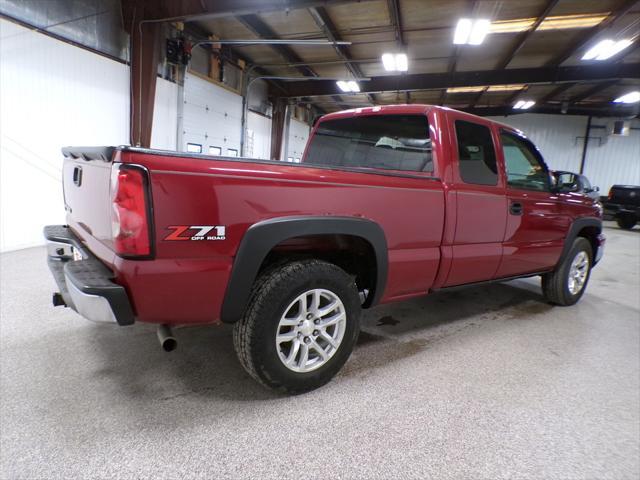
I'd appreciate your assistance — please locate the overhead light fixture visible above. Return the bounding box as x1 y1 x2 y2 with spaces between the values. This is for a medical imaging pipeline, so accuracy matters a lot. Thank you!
447 84 526 93
613 91 640 104
336 80 360 93
582 38 634 60
486 84 526 92
454 18 491 45
513 100 535 110
447 86 485 93
381 53 408 72
490 13 609 34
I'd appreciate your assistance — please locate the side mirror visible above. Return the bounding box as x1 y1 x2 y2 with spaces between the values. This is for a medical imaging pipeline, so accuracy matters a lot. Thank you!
594 186 600 192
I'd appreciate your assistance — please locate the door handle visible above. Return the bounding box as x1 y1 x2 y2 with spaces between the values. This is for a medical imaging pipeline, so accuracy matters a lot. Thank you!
73 166 82 186
509 201 523 215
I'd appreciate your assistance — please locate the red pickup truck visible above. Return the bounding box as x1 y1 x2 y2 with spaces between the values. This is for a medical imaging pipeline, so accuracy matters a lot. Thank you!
45 105 604 393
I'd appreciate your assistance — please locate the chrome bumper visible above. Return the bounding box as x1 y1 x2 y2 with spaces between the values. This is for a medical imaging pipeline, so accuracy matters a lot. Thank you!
44 225 135 326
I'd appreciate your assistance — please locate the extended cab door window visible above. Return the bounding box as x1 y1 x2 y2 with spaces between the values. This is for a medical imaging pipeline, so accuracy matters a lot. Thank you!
304 115 433 173
500 131 550 192
454 120 498 186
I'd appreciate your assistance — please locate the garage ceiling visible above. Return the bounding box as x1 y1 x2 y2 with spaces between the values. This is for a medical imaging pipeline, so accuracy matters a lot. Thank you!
167 0 640 116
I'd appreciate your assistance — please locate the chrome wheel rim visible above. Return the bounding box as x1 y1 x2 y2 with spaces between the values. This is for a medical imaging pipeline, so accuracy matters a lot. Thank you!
568 251 590 295
275 289 346 373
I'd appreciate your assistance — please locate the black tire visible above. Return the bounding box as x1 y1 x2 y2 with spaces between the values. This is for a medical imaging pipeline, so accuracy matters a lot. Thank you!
616 215 637 230
541 237 593 306
233 260 361 394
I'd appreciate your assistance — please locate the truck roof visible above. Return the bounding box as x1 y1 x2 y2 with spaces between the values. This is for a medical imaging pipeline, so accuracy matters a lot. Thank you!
319 104 522 135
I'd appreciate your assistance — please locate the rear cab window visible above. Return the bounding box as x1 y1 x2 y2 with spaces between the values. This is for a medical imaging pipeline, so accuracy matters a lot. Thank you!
303 114 434 174
454 120 498 186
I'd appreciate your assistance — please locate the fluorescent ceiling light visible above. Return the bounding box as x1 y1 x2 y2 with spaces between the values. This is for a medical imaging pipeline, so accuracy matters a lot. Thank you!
582 38 633 60
395 54 408 71
454 18 491 45
468 19 491 45
613 91 640 104
454 18 473 44
447 84 526 93
337 80 360 93
447 86 485 93
490 13 609 34
486 84 526 92
381 53 408 72
336 80 350 92
514 100 535 109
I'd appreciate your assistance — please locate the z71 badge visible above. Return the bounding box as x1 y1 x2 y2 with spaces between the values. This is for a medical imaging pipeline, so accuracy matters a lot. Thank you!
164 225 226 241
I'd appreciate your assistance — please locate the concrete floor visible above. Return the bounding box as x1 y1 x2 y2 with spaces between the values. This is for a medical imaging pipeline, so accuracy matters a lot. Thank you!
1 222 638 479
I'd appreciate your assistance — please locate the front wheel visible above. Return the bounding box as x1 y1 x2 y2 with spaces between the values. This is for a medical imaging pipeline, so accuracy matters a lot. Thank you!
616 214 637 230
233 260 361 394
541 237 593 306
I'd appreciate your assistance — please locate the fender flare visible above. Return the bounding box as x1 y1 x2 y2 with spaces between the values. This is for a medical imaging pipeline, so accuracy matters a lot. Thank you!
220 216 388 323
556 216 602 269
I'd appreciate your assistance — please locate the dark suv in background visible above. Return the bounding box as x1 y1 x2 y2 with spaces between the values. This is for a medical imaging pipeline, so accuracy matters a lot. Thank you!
603 185 640 230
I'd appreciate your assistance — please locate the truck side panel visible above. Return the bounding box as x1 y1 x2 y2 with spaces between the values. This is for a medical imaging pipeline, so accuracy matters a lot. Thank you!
117 151 446 324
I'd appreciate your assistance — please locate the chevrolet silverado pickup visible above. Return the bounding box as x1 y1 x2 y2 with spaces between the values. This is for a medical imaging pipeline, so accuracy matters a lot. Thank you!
45 105 605 393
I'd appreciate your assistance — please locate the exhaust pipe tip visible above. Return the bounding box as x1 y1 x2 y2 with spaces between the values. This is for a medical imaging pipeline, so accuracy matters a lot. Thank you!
157 324 177 352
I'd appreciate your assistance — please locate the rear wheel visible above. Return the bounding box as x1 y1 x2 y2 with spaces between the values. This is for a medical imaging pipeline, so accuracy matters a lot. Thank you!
541 237 592 306
233 259 361 394
616 214 637 230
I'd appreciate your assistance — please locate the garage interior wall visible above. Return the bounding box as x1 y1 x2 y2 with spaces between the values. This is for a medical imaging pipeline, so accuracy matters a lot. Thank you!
0 18 130 252
488 114 640 193
0 18 278 252
286 118 311 162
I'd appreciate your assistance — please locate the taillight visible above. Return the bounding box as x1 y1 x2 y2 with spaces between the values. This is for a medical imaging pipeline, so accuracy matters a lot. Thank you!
110 164 152 257
608 188 613 200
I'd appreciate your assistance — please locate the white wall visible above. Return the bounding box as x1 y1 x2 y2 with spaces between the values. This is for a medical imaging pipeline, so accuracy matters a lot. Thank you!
583 120 640 193
246 111 272 159
0 19 130 252
488 113 640 193
487 113 588 172
150 78 179 151
286 118 310 162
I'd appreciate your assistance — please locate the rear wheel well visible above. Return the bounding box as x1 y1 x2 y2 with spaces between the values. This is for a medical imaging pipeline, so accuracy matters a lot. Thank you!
258 234 377 305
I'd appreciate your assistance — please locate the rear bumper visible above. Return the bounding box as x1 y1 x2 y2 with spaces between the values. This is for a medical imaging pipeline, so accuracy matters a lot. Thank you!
44 225 135 326
604 203 640 217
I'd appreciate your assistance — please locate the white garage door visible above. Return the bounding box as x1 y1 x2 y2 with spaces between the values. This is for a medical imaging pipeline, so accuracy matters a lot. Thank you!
182 72 242 157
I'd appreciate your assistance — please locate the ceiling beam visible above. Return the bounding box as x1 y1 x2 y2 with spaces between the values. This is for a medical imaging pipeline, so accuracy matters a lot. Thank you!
464 104 639 118
143 0 378 23
282 63 640 97
546 0 640 66
537 82 576 104
237 14 317 77
386 0 405 46
568 80 618 104
496 0 559 70
237 13 349 109
308 6 376 104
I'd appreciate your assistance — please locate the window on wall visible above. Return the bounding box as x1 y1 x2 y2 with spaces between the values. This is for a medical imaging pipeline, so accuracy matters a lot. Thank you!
187 143 202 153
454 120 498 186
304 115 433 173
287 157 293 162
227 148 238 157
500 131 550 192
209 146 222 156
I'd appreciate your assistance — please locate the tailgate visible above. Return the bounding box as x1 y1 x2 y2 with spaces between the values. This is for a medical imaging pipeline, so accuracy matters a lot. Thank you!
610 185 640 206
62 147 117 263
